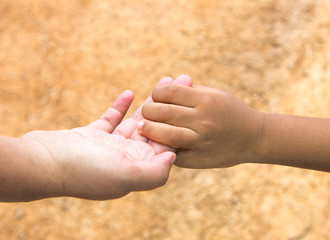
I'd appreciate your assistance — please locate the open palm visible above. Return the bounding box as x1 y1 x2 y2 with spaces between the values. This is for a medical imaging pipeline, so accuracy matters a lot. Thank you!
22 76 192 200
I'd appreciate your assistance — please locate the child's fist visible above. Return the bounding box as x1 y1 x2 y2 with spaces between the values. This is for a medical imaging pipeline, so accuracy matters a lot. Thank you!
139 84 264 169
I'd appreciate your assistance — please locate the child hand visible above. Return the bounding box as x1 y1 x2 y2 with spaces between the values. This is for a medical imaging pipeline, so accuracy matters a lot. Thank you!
139 84 264 169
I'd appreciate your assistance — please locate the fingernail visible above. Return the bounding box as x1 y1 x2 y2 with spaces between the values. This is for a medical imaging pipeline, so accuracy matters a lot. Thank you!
137 120 144 134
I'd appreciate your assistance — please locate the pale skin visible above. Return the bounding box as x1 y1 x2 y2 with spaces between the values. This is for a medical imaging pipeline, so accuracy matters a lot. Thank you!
0 76 192 202
139 76 330 172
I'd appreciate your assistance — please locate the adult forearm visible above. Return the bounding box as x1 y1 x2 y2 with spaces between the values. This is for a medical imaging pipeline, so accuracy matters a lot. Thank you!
254 113 330 172
0 136 61 202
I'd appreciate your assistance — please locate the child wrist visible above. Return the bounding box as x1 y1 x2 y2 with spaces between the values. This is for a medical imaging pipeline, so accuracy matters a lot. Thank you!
246 111 267 164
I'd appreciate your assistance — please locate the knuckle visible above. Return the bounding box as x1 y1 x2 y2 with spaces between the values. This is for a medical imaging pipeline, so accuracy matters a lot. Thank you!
158 105 174 121
167 84 180 96
153 84 179 101
201 132 213 146
200 94 216 107
199 119 214 131
198 110 216 129
168 128 183 146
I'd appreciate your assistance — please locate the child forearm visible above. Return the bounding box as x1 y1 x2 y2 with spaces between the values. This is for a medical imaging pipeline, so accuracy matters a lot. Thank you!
0 136 61 202
254 113 330 171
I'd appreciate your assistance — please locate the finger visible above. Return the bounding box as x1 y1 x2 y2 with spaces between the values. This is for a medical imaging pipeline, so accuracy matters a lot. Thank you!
137 119 199 149
152 84 199 107
130 77 175 141
130 152 176 191
88 90 134 133
132 74 192 123
112 118 137 138
113 77 174 138
144 75 194 150
131 76 175 122
172 74 193 87
142 102 196 129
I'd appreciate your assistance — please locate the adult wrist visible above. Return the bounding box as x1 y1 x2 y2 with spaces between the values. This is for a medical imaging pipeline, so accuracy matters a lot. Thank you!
19 136 65 200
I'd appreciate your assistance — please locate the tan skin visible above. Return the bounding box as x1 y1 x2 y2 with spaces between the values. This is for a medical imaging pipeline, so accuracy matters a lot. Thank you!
0 76 192 202
139 79 330 172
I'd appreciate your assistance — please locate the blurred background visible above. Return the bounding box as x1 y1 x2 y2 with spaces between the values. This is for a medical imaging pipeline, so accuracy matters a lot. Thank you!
0 0 329 239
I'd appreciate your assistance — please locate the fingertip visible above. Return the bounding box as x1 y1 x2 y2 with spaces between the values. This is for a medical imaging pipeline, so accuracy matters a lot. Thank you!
169 152 176 165
121 89 134 97
120 90 135 101
157 76 174 86
141 102 150 116
177 74 191 80
154 151 176 166
173 74 193 87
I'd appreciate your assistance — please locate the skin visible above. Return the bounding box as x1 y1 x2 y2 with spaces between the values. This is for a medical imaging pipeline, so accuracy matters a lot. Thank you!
139 80 330 172
0 76 192 202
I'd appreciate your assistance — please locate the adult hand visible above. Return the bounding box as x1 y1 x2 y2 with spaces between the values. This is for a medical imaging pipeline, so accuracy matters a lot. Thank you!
21 76 192 201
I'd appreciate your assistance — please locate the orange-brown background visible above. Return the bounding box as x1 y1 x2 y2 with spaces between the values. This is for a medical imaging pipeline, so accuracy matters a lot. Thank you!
0 0 329 239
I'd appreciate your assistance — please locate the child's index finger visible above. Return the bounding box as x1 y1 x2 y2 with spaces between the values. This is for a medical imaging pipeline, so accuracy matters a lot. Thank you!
152 84 199 108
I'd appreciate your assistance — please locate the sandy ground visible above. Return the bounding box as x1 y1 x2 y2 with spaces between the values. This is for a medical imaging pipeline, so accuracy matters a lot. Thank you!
0 0 330 239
